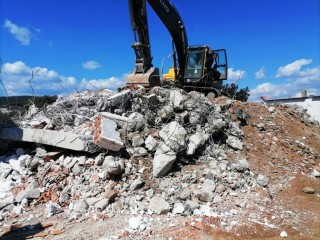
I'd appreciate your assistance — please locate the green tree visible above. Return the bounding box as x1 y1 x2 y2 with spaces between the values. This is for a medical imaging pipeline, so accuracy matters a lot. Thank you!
222 83 250 102
34 95 58 108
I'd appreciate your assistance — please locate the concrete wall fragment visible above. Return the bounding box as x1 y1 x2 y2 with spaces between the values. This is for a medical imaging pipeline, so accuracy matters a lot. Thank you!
93 114 124 151
0 127 94 152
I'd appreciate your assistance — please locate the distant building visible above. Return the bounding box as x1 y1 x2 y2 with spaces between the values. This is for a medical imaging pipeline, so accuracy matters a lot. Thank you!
261 90 320 123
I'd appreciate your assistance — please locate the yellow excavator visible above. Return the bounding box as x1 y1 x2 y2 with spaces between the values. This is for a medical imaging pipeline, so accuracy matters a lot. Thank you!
126 0 228 96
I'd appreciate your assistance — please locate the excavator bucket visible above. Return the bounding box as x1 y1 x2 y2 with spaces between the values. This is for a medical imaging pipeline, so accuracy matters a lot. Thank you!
126 67 161 88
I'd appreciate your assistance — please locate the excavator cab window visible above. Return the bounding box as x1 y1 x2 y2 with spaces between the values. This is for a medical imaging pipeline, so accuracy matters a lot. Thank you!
185 49 205 78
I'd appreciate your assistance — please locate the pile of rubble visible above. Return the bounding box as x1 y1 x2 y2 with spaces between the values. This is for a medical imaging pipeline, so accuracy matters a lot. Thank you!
0 86 319 239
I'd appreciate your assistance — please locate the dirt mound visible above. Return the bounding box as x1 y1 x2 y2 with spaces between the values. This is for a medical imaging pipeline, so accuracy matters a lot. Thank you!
165 100 320 240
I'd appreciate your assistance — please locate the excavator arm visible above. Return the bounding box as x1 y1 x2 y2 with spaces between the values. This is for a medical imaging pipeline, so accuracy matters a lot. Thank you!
127 0 160 87
128 0 153 73
127 0 188 86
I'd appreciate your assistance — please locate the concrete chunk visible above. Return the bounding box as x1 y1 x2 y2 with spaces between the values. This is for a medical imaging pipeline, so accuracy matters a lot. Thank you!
153 143 176 177
159 121 187 152
145 135 159 151
15 187 40 203
0 195 15 209
73 199 89 213
93 114 124 151
99 112 129 123
187 131 209 155
170 90 185 111
145 93 159 109
126 112 146 132
103 156 124 175
94 198 109 210
226 135 243 150
193 179 216 202
148 195 171 214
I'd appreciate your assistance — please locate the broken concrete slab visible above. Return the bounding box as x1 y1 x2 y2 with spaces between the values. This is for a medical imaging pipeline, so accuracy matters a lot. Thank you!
105 89 134 108
96 89 134 112
99 112 129 123
0 127 95 152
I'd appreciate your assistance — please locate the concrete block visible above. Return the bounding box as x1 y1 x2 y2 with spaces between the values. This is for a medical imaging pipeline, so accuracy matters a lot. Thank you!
93 114 124 151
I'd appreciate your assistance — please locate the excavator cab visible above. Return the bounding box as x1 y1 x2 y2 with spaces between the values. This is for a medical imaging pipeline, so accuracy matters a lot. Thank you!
183 46 227 90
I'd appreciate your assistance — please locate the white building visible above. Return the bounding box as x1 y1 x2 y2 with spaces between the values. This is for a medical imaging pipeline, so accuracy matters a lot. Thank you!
261 91 320 123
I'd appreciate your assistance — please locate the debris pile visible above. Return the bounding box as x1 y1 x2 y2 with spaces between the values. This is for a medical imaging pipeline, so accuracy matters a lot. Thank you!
0 87 319 239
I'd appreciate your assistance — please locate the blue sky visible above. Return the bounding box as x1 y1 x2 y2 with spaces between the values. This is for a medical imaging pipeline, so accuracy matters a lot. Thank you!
1 0 319 101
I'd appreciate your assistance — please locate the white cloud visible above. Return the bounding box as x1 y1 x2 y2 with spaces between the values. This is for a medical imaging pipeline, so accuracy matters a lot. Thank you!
294 66 320 84
249 82 319 101
276 59 320 86
255 67 266 79
80 76 125 90
4 19 32 45
3 61 31 74
276 59 313 78
227 68 246 81
249 59 320 101
82 60 101 70
1 61 125 96
250 82 291 101
1 61 79 95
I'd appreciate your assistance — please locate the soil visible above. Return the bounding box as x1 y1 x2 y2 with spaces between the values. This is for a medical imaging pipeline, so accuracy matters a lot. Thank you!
1 99 319 240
